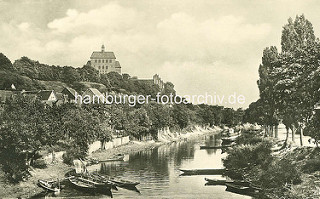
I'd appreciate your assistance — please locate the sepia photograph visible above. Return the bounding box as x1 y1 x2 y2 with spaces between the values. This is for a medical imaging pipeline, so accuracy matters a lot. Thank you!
0 0 320 198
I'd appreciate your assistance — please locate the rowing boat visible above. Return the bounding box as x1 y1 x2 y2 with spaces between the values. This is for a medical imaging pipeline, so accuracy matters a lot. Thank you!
200 145 232 149
179 168 226 175
68 175 113 195
37 179 60 193
225 182 259 196
204 178 226 185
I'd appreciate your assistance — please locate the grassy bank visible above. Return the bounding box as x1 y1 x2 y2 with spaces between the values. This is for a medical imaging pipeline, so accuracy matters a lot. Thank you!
0 126 219 198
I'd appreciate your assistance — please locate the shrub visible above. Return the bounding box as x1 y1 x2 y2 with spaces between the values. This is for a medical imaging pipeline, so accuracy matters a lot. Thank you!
302 159 320 173
32 159 47 169
223 140 273 178
63 145 87 165
236 130 264 145
259 158 302 189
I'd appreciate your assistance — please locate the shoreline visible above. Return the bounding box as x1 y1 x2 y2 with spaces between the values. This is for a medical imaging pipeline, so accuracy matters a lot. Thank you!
0 126 221 198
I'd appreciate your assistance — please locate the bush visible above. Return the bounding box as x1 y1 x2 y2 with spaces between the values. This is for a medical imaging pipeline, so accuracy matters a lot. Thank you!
259 158 301 189
236 130 264 145
302 159 320 173
32 159 47 169
223 140 273 178
63 145 87 165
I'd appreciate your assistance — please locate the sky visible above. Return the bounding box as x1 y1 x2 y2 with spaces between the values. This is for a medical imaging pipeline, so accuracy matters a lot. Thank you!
1 0 320 108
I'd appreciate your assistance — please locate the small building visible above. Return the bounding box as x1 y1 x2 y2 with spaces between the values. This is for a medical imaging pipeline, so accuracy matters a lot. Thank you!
153 74 164 90
88 45 122 75
82 88 104 104
38 90 58 103
131 74 165 91
22 90 58 105
0 90 14 104
61 87 77 103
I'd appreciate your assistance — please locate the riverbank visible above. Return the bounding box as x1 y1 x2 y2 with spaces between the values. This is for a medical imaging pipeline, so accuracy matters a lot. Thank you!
0 125 221 198
223 128 320 199
91 125 221 161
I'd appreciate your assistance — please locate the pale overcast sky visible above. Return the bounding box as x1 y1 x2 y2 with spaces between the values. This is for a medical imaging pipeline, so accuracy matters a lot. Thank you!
1 0 320 108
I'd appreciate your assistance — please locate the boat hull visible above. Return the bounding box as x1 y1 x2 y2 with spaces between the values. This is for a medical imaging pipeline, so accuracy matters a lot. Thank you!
179 168 226 175
37 180 60 192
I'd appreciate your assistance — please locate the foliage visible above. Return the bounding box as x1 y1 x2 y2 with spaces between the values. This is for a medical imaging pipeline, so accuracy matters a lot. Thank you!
236 130 264 145
245 14 320 143
259 158 301 189
223 140 273 178
302 159 320 173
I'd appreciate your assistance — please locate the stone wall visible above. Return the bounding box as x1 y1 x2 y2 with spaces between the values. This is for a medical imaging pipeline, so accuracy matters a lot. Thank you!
42 151 66 164
88 136 130 154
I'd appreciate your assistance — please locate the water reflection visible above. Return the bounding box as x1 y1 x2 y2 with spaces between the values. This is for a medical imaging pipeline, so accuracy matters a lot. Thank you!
34 133 251 198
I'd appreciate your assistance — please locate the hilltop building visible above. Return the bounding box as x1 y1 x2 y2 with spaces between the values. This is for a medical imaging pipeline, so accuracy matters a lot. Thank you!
131 74 165 91
87 45 121 75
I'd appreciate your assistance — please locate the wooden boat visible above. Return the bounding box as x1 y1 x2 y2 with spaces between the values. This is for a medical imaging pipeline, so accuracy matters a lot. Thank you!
204 178 226 185
37 179 61 192
91 173 139 189
68 175 112 195
221 135 239 143
84 158 100 166
110 178 140 188
90 173 118 190
204 178 251 186
200 145 232 149
99 154 125 162
225 182 259 196
179 168 226 175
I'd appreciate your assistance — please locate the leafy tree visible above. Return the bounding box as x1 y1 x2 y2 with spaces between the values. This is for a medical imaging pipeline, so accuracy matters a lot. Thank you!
0 53 13 71
172 104 190 129
281 15 316 54
0 95 48 181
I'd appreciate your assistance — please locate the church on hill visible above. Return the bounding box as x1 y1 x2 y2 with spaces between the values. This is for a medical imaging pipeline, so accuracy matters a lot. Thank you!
87 45 122 74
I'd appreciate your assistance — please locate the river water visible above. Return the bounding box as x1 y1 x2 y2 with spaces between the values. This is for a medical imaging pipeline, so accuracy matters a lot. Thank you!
35 133 251 198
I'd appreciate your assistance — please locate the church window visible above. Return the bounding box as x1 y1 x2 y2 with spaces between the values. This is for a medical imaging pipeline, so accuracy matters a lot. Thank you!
102 66 104 69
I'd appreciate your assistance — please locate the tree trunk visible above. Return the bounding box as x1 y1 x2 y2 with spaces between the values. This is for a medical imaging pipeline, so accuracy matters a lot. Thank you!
282 126 290 149
291 126 295 143
300 127 303 146
270 125 274 137
285 126 289 143
264 125 268 137
275 124 279 138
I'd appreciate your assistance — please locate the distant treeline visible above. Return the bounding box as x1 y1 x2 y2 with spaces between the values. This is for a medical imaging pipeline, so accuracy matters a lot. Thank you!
0 55 173 96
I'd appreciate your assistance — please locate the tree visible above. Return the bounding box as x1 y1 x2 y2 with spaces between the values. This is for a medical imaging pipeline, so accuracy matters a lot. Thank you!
0 95 49 181
257 46 280 137
0 53 13 71
281 15 316 54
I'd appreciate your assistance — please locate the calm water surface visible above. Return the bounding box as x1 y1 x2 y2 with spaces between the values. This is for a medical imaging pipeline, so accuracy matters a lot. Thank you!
36 133 251 199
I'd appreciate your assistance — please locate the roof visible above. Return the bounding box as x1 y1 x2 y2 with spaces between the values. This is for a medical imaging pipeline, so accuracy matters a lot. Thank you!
85 88 103 96
62 87 77 98
90 51 116 59
115 61 121 68
21 91 39 95
38 90 56 101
